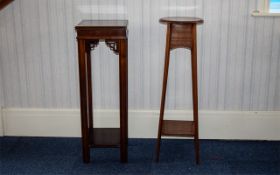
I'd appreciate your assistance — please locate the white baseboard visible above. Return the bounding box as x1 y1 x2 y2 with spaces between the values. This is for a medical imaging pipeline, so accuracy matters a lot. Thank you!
2 108 280 140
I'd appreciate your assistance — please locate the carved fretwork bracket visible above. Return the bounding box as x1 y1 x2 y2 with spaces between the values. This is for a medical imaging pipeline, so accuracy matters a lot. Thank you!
88 40 99 51
105 40 119 55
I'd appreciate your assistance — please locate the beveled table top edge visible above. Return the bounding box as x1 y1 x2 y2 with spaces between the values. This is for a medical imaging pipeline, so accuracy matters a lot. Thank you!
159 17 204 24
76 20 128 29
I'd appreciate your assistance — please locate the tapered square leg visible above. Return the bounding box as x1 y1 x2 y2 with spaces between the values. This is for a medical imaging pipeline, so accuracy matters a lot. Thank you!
191 25 200 164
156 24 172 162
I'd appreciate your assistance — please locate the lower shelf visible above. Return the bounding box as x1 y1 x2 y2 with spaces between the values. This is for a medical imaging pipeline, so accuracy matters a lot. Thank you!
162 120 195 137
89 128 120 148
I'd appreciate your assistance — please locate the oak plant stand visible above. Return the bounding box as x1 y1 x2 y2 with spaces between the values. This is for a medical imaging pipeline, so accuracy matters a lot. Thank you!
155 17 203 164
75 20 128 163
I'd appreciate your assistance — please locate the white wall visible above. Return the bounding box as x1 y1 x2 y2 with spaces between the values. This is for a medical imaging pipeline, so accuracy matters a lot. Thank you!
0 0 279 111
0 57 4 135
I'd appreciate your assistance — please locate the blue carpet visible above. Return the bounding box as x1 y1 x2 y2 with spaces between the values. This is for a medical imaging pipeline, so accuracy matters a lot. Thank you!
0 137 279 175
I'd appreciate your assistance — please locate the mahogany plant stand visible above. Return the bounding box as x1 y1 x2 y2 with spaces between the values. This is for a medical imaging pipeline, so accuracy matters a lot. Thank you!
75 20 128 163
155 17 203 164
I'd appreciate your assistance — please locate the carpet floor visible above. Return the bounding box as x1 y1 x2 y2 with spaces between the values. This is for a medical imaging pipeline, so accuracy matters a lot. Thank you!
1 137 279 175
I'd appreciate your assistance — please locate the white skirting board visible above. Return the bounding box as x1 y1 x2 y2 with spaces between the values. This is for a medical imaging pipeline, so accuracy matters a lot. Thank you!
1 108 280 140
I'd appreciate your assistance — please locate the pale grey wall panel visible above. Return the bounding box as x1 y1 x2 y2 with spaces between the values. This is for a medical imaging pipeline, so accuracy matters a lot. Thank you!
0 72 3 106
269 19 280 110
38 0 55 107
1 5 22 107
0 7 5 107
13 1 29 107
0 60 3 106
0 20 5 108
242 0 257 110
0 0 279 111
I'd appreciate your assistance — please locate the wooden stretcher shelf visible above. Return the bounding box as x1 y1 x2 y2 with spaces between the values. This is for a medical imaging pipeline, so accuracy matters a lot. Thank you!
89 128 120 148
162 120 194 137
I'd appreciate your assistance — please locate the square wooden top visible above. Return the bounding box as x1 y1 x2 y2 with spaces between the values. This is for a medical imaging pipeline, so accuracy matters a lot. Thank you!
76 20 128 29
75 20 128 40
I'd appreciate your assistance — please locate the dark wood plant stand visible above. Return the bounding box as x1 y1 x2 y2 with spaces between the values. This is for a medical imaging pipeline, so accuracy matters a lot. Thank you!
155 17 203 164
75 20 128 163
